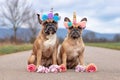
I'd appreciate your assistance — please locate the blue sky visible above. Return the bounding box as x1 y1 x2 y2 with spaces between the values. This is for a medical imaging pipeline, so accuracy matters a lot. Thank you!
30 0 120 33
1 0 120 33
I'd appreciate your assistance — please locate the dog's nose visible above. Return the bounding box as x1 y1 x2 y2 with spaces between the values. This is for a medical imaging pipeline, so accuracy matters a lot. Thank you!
48 26 55 32
73 32 78 35
70 30 80 39
48 27 54 31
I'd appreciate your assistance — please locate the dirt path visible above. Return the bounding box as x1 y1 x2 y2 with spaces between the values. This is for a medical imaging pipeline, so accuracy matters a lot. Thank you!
0 46 120 80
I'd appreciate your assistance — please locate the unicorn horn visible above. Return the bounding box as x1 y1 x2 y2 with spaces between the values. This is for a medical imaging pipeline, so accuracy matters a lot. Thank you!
50 7 53 13
73 12 77 26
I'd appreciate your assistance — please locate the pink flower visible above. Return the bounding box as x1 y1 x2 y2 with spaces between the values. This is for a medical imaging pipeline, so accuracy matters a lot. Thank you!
86 63 97 72
27 64 36 72
37 66 50 73
75 65 86 72
44 67 50 73
59 64 67 72
49 65 60 73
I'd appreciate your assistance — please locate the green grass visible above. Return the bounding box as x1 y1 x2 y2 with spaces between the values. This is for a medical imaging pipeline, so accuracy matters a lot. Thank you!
0 42 119 55
86 42 120 50
0 44 32 55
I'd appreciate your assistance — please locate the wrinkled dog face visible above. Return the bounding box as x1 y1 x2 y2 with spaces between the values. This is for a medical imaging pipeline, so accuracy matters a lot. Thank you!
43 21 58 35
37 13 59 36
68 26 81 39
64 17 87 39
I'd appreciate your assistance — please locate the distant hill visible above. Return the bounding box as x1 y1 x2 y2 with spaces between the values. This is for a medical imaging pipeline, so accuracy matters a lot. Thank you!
83 30 116 40
58 29 117 40
0 27 118 41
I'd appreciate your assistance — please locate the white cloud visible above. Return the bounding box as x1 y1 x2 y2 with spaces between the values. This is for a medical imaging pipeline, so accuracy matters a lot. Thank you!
0 0 120 33
114 18 120 24
101 6 120 16
50 0 74 7
86 17 120 33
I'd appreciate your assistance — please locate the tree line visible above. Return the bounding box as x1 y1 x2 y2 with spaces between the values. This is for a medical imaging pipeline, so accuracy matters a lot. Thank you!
82 32 120 43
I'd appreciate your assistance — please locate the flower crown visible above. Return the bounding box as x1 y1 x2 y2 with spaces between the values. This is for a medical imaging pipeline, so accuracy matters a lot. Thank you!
64 12 87 29
42 11 60 22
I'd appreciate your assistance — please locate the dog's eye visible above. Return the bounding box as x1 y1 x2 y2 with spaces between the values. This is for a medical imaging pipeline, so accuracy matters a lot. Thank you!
43 23 48 27
43 21 48 26
45 24 49 27
52 21 57 24
78 26 82 29
68 26 73 30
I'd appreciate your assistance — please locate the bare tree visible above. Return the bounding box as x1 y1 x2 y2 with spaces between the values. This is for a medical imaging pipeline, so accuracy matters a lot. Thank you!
0 0 32 43
27 13 40 43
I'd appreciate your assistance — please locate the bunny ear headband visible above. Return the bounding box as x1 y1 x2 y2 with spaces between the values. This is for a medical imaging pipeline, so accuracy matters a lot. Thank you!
41 8 60 22
64 12 87 29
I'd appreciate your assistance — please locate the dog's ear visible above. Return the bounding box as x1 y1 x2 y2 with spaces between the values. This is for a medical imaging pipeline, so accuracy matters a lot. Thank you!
78 18 87 29
37 14 42 24
64 17 71 22
81 17 87 22
64 17 71 29
54 13 59 16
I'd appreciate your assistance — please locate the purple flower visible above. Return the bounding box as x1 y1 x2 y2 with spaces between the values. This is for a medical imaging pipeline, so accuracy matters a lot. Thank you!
75 65 86 72
48 13 53 19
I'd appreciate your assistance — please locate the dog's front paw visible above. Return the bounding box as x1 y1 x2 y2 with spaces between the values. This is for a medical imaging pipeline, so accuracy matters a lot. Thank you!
37 65 49 73
75 65 86 72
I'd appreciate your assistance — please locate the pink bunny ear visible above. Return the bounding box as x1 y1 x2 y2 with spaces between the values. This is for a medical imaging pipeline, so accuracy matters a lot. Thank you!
78 18 87 29
78 21 87 29
64 22 69 28
64 17 71 29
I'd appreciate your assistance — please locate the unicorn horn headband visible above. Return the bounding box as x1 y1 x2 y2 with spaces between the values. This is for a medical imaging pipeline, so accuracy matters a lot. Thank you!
41 8 60 22
73 12 77 25
64 12 87 29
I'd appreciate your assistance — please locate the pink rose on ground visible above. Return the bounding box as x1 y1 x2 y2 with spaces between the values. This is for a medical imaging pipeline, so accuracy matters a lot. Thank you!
27 64 36 72
86 63 97 72
59 64 67 72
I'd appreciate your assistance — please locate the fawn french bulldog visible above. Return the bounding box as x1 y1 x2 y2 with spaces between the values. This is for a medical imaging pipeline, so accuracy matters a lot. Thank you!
58 12 87 69
28 12 60 68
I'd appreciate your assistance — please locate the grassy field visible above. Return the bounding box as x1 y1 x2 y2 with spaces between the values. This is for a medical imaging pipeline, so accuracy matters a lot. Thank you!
0 42 120 55
86 42 120 50
0 44 32 55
